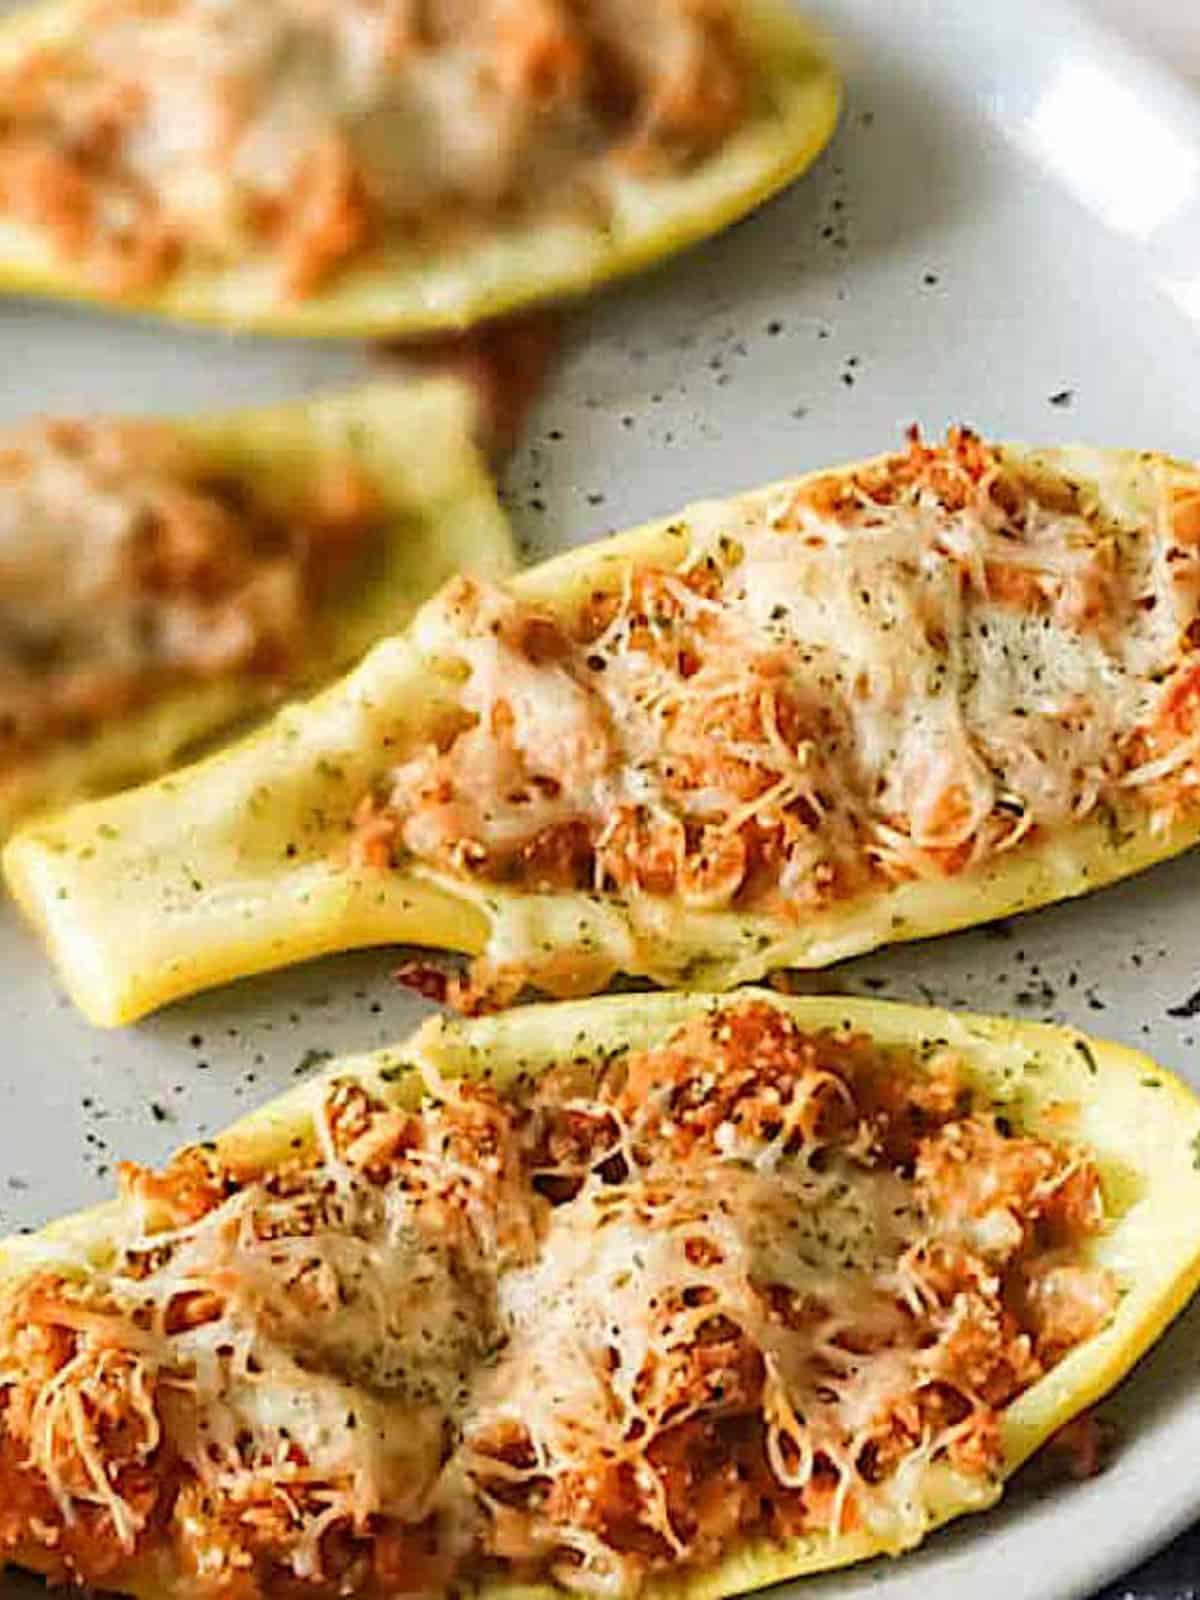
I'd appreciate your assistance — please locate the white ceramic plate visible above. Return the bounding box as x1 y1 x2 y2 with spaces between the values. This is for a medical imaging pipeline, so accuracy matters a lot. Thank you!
3 2 1200 1597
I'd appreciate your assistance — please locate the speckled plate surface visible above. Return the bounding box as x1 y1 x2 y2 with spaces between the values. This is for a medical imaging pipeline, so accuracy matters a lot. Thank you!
4 1 1200 1598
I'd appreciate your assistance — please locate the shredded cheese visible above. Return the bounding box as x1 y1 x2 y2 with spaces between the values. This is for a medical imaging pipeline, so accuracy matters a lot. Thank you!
0 417 378 769
0 0 749 297
0 1002 1118 1596
380 433 1200 974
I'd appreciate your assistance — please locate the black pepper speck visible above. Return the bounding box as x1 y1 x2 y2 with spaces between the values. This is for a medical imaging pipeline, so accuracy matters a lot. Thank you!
1167 987 1200 1020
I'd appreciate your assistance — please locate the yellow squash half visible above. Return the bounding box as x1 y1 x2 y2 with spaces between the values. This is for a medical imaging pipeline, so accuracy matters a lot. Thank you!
0 0 840 337
4 989 1200 1594
0 379 514 839
7 441 1200 1028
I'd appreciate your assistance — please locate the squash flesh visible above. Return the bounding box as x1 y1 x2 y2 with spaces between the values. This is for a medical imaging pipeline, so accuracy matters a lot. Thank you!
0 0 840 337
7 442 1200 1027
2 990 1199 1594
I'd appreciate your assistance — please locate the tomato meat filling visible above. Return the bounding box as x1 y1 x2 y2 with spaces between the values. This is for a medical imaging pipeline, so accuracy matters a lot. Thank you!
0 418 382 771
353 428 1200 1000
0 0 748 300
0 1001 1116 1597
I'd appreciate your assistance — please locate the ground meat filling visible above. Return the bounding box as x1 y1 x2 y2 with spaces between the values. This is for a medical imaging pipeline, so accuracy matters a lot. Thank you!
0 1002 1116 1597
0 0 749 299
0 419 381 770
358 430 1200 933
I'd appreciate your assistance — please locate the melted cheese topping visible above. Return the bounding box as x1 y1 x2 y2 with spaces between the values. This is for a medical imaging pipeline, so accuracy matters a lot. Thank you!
373 432 1200 994
0 417 379 770
0 0 748 297
0 1002 1114 1598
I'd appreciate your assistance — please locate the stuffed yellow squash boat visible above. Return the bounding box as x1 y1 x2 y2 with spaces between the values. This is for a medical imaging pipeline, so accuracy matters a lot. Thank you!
2 990 1199 1598
10 427 1200 1027
0 0 840 336
0 379 514 837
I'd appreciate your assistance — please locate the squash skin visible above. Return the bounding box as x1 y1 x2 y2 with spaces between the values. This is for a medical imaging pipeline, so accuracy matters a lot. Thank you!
0 0 841 337
4 988 1200 1593
6 442 1200 1028
0 379 515 838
